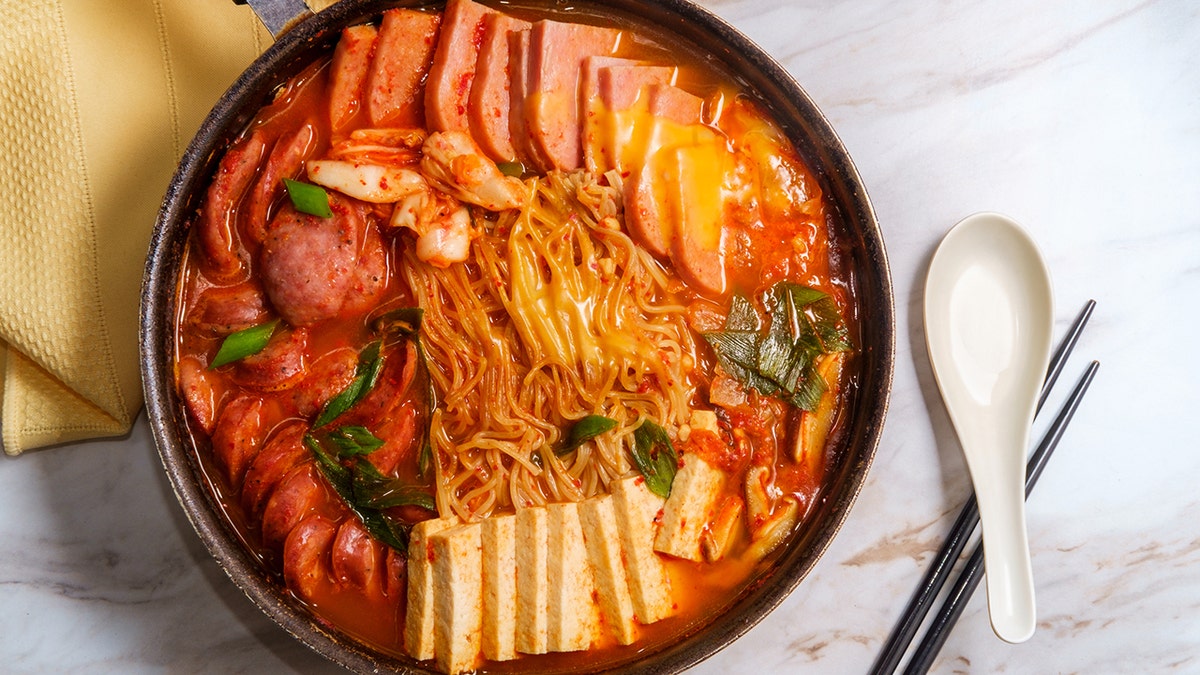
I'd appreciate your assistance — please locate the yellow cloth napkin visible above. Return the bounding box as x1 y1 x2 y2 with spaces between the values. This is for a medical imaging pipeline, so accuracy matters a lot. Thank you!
0 0 276 455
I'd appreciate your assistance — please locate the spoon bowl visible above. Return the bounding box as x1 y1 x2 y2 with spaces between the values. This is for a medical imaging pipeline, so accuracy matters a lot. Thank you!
924 212 1054 643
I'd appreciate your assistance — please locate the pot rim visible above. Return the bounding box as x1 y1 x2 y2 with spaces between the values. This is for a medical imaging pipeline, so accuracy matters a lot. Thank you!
139 1 895 672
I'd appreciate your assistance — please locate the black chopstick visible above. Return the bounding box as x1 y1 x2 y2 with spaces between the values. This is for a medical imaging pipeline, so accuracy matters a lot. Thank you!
902 360 1100 674
869 299 1097 675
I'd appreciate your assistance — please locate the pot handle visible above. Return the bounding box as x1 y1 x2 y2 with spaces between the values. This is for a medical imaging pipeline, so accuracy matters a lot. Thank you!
233 0 314 39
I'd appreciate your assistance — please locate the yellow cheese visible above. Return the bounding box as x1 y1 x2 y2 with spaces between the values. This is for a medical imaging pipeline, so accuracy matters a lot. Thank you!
481 514 518 661
610 476 673 623
430 523 483 675
578 494 638 644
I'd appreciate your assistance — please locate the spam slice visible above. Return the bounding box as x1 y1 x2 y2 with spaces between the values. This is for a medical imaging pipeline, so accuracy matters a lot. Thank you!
430 523 484 675
367 9 442 127
609 476 674 623
469 13 531 162
654 454 725 561
328 24 378 132
522 20 621 171
426 0 496 132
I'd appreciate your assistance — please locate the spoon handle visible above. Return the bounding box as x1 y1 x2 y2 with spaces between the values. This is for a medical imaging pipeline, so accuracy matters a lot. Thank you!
965 429 1036 643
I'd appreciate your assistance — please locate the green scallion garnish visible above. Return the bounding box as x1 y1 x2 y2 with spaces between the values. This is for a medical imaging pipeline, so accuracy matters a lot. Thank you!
284 178 333 218
209 319 279 369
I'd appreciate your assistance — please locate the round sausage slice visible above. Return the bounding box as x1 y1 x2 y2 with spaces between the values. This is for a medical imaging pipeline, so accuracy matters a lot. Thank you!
260 197 361 327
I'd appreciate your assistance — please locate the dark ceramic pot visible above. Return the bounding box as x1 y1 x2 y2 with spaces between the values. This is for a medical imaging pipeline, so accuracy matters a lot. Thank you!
139 0 895 672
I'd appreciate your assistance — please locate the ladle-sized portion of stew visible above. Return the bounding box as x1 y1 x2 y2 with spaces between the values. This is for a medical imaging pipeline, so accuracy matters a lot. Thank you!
174 1 856 672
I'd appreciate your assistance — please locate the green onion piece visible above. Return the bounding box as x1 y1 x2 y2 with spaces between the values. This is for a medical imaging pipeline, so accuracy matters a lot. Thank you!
313 340 383 428
352 462 437 511
327 425 385 457
372 307 424 338
209 319 279 369
305 434 354 502
725 293 760 331
305 433 431 553
496 161 524 178
702 281 852 412
557 414 618 456
283 178 333 218
632 419 679 499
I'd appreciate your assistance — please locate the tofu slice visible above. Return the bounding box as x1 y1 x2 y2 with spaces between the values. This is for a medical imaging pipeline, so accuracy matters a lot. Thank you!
430 523 484 675
578 495 638 644
609 476 674 623
404 516 459 661
654 455 725 561
481 514 518 661
514 506 549 654
545 502 599 652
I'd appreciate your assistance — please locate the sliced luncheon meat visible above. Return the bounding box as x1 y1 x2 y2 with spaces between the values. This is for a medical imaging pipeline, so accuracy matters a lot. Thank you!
260 196 362 327
210 395 265 488
241 422 309 519
523 21 621 171
245 123 317 245
585 61 675 173
332 519 385 595
647 83 705 125
232 326 308 392
666 140 729 296
283 514 338 600
337 221 388 318
426 0 496 133
329 24 378 133
186 281 268 337
367 8 442 127
198 130 266 280
469 13 531 162
291 346 358 417
506 29 535 167
178 355 218 435
262 463 329 550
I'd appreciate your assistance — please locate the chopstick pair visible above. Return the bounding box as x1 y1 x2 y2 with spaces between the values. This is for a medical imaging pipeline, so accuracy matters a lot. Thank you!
870 300 1100 675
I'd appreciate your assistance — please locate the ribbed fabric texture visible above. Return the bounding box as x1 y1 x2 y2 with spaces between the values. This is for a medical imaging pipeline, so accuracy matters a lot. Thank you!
0 0 273 454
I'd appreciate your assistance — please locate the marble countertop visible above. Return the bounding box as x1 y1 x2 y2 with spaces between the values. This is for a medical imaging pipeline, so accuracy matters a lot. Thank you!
3 0 1197 672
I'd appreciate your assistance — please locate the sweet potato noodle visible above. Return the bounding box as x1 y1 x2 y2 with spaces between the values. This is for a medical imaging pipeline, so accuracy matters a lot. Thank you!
174 1 857 673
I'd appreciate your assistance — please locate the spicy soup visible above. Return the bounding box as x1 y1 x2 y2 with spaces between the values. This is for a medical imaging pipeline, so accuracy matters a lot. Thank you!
173 1 857 672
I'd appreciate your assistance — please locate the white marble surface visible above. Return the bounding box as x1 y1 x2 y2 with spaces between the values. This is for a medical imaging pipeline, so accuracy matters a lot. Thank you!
2 0 1198 672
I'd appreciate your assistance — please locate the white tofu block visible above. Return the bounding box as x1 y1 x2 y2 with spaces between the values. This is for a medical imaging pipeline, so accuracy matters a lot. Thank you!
481 514 518 661
431 523 483 675
655 455 725 561
404 516 458 661
610 476 674 623
545 502 599 652
578 495 638 644
515 506 549 654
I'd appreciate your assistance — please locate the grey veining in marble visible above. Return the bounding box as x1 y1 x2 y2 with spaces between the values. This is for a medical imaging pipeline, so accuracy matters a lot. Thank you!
2 1 1198 673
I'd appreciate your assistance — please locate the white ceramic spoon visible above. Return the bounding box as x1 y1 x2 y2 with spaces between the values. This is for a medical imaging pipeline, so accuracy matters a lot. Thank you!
924 212 1054 643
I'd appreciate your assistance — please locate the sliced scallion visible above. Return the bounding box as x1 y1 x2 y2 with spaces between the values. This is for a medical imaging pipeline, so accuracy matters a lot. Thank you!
632 419 679 498
283 178 333 218
209 319 279 369
557 414 618 456
497 161 525 178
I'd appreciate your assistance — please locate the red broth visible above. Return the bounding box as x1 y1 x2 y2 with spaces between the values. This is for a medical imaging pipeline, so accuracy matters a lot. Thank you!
175 2 855 671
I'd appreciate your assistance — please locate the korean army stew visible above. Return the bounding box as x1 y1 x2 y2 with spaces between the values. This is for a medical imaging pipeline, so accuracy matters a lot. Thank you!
174 1 857 672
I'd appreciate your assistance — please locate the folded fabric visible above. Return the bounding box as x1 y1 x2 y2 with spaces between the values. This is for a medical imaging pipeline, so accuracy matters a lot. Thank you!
0 0 275 455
